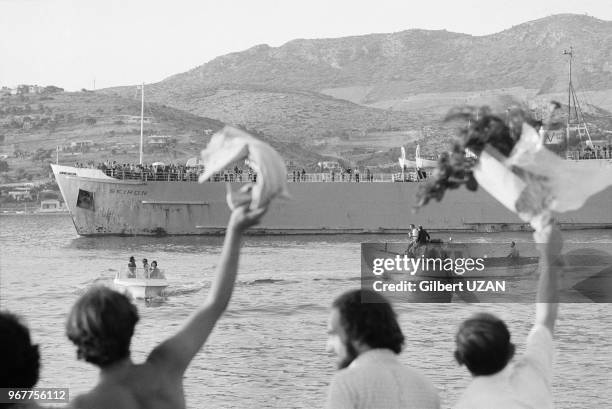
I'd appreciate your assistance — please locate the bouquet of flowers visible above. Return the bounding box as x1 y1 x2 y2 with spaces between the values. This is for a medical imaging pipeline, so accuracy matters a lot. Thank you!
415 105 612 232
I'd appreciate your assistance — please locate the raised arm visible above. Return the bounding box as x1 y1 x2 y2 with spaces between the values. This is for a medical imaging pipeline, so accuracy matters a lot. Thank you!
534 223 563 333
148 204 267 374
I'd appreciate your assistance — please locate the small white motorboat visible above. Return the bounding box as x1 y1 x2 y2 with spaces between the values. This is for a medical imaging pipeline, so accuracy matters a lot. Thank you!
113 267 168 299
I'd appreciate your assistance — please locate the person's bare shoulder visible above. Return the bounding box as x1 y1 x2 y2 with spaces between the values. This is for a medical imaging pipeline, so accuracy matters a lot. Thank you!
69 385 139 409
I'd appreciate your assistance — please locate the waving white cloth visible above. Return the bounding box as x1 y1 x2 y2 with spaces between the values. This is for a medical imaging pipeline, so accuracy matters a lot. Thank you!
198 126 291 209
399 146 407 169
473 123 612 231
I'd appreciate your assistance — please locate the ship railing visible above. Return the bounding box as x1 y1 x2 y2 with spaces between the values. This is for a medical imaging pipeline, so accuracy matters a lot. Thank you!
102 169 212 182
101 168 429 183
390 172 424 182
286 173 426 182
566 150 611 160
103 168 261 182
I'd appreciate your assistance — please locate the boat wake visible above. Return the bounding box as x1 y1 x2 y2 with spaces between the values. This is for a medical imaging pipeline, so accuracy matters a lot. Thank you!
226 302 327 317
71 275 206 299
164 283 207 297
239 278 297 286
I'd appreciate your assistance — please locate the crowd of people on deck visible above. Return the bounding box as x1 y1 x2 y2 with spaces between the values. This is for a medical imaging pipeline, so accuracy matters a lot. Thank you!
73 161 383 183
2 198 564 409
577 145 612 159
291 167 376 182
74 161 257 183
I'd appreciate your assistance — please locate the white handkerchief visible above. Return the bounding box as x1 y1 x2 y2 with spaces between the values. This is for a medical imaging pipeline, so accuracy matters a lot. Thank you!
199 126 291 209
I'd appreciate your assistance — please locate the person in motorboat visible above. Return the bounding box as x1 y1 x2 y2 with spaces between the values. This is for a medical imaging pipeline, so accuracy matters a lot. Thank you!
406 224 422 256
507 241 520 259
127 256 137 278
417 225 431 245
142 259 149 277
149 261 164 279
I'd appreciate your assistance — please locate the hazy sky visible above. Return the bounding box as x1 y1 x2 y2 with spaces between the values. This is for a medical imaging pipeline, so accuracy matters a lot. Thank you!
1 0 610 91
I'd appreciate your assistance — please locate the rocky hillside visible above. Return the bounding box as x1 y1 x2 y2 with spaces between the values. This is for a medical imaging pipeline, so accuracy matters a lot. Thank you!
0 91 327 183
101 14 611 152
162 14 611 94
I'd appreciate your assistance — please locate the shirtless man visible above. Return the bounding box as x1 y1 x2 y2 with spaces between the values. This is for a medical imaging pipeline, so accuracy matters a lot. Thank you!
66 204 266 409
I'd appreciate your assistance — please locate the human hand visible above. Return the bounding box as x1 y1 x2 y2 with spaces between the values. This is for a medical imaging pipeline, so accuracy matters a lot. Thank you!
228 204 268 232
226 183 253 210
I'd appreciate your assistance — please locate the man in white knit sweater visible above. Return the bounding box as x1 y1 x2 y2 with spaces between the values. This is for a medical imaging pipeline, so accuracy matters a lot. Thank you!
325 289 440 409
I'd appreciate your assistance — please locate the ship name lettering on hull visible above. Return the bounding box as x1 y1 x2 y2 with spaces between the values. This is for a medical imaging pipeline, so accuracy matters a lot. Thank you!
109 189 148 196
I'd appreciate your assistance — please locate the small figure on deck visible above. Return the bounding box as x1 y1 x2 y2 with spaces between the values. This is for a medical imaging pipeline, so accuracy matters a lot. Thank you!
127 256 137 278
507 241 519 259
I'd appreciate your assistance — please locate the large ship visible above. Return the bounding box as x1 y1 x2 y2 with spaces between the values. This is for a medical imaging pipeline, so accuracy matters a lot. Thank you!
51 51 612 236
50 159 612 236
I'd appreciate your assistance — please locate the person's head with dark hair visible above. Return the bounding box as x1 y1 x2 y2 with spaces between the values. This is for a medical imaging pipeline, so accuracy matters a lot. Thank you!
326 289 405 369
454 312 515 376
66 286 139 368
0 312 40 392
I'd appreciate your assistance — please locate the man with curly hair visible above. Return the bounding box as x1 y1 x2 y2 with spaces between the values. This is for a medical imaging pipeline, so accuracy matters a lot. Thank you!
325 289 440 409
65 204 267 409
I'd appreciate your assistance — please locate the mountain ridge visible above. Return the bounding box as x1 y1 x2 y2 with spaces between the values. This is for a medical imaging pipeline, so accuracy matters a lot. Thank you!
156 14 611 94
99 13 612 155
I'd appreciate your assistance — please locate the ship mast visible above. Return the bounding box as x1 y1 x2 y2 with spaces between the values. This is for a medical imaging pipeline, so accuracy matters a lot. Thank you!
139 82 144 165
564 46 572 132
562 47 593 153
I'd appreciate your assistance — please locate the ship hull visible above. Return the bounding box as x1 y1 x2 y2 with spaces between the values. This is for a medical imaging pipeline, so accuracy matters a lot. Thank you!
51 164 612 235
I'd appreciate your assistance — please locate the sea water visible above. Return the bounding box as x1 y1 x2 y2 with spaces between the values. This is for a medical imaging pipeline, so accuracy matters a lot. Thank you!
0 214 611 408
